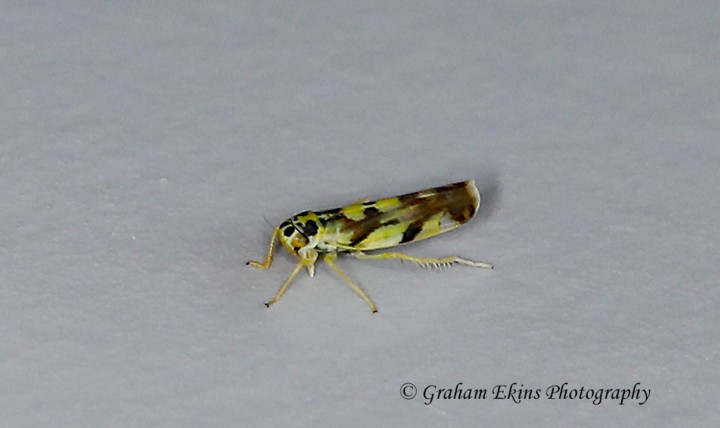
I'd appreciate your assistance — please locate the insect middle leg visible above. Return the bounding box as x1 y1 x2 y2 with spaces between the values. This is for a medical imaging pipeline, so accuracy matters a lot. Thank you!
264 258 309 308
323 253 378 313
353 251 493 270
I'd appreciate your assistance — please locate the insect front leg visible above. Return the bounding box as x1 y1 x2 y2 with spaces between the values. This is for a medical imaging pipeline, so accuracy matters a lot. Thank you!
353 251 493 270
247 227 279 269
323 253 378 313
300 248 319 277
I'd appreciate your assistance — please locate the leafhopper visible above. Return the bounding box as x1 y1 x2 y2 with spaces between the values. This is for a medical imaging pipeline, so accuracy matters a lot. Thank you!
247 180 493 312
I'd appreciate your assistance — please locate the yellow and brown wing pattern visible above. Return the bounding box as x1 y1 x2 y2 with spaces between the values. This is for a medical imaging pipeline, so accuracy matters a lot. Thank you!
319 180 480 251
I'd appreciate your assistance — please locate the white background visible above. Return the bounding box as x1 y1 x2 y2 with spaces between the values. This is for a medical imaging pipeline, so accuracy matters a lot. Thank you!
1 1 718 426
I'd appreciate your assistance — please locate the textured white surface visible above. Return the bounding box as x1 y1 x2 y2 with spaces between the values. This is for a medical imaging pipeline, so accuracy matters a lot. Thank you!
1 1 718 426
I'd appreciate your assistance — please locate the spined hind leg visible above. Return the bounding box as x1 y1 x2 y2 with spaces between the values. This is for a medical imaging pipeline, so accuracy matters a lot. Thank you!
353 251 493 270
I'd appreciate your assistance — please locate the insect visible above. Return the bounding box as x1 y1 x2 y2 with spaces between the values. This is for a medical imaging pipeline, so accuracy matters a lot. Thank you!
247 180 493 312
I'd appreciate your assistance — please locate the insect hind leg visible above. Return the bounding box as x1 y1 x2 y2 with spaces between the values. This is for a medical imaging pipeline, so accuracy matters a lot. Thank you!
353 251 493 270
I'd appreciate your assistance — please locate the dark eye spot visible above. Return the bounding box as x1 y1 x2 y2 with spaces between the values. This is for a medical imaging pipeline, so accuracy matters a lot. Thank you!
303 220 318 236
283 227 294 237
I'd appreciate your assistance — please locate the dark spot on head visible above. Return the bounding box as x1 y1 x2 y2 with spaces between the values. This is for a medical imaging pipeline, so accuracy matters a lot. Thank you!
280 220 291 228
283 226 294 237
362 202 374 206
297 211 309 217
363 206 380 217
303 220 318 236
401 221 423 243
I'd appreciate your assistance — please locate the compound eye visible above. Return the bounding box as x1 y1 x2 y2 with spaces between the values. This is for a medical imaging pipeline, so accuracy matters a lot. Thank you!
302 220 318 237
282 226 294 237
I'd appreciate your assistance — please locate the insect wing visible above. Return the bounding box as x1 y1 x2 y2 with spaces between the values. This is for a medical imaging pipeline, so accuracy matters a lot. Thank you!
330 180 480 251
